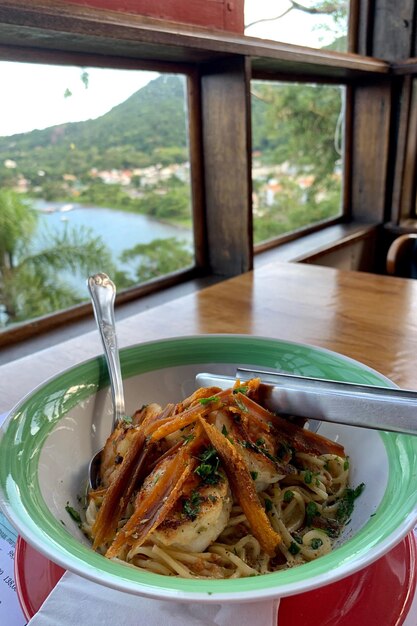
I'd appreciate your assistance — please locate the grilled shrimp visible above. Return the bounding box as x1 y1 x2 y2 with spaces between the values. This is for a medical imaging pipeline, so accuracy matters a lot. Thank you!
142 454 233 553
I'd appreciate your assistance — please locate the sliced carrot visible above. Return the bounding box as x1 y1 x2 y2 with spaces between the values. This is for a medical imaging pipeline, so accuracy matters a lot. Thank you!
92 429 146 548
235 391 345 457
271 413 345 456
148 389 231 441
234 391 275 424
177 386 223 411
92 407 171 548
198 418 281 556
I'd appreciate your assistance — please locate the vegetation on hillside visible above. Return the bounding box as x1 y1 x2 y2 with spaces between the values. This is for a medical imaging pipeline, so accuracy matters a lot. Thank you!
0 75 188 190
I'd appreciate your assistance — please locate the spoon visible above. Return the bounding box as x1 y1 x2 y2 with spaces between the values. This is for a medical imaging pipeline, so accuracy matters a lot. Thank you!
87 273 126 489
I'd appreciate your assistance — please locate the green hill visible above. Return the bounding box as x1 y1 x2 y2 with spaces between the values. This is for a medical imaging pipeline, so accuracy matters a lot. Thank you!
0 74 188 186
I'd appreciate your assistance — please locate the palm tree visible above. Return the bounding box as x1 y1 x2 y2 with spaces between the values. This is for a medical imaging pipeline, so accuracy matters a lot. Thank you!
0 189 115 326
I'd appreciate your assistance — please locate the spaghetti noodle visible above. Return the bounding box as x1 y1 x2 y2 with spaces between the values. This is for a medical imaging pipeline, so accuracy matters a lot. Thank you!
83 378 364 578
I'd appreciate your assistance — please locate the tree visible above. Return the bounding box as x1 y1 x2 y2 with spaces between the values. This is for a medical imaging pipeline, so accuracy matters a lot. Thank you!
246 1 348 50
0 189 115 325
252 82 342 182
251 80 343 242
120 237 193 283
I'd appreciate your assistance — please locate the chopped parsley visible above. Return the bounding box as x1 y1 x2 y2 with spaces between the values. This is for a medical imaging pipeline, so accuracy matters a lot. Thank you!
310 537 323 550
182 433 195 444
234 397 249 412
276 442 292 461
123 415 133 424
241 440 276 464
305 501 319 526
336 483 365 522
195 447 222 485
283 490 294 503
182 490 202 520
303 470 313 485
289 541 301 555
221 424 228 436
65 503 81 525
250 471 258 480
264 498 273 512
198 396 219 405
344 458 350 471
233 386 248 395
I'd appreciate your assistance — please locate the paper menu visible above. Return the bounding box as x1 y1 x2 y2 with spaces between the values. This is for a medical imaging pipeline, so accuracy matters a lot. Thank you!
0 410 26 625
0 511 26 625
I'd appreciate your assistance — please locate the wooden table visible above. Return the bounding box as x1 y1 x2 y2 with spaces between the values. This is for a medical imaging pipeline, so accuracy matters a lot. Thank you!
1 261 417 414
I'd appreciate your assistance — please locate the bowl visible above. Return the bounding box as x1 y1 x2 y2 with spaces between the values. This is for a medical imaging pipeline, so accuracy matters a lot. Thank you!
1 335 417 603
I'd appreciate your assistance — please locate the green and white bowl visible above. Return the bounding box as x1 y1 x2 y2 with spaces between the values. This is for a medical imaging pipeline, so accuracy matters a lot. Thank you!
1 335 417 603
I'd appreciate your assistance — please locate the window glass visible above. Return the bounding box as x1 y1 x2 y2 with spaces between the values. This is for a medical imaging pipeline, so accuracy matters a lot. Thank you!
245 0 349 52
0 63 194 328
251 81 345 244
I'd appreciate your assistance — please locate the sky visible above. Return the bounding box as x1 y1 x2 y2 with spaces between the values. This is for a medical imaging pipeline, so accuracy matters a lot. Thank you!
0 1 345 138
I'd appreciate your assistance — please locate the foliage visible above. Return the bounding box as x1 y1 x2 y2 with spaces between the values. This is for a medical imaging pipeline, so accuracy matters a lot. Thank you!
119 237 193 283
252 82 342 182
77 180 134 208
0 51 346 323
77 177 192 225
0 190 114 325
252 81 343 240
246 1 348 51
0 75 188 187
253 178 341 243
0 190 37 266
137 186 191 222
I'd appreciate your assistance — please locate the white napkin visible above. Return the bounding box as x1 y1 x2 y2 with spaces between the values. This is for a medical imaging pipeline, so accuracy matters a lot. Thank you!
28 571 280 626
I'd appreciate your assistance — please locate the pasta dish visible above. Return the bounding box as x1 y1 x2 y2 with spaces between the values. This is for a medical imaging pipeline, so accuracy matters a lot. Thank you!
83 378 364 578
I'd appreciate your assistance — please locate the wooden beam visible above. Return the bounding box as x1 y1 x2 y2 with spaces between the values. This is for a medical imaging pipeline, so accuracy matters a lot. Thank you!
350 79 393 222
63 0 245 33
0 0 389 79
372 0 415 61
200 57 253 275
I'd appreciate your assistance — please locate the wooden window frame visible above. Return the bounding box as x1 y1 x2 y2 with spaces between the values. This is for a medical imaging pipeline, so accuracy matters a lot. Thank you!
0 0 398 347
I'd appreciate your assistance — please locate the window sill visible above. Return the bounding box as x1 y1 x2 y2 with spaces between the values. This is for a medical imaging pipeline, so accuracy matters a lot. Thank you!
255 222 378 267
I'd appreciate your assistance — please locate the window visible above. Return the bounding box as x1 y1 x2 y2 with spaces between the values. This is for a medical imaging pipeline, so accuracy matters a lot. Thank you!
251 80 345 245
0 63 194 328
0 0 397 349
244 0 349 52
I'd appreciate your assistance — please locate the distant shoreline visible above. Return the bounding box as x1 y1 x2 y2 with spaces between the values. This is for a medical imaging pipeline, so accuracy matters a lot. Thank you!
32 198 192 231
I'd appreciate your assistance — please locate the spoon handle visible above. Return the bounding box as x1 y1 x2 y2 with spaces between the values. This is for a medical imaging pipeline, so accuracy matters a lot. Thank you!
87 273 125 429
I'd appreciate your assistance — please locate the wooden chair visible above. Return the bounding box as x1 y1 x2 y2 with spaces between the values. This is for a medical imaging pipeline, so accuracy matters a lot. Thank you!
386 233 417 277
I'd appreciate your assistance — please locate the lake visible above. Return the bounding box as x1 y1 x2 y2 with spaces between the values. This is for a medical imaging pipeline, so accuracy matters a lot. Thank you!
33 200 193 293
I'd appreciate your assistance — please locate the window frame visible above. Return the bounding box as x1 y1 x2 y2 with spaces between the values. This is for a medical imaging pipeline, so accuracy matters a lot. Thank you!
0 0 393 347
0 50 207 345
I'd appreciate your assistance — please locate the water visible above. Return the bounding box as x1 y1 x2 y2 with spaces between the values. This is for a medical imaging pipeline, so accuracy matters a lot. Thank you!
33 200 193 293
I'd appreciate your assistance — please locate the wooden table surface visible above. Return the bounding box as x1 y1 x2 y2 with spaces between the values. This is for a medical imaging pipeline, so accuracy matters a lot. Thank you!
1 261 417 414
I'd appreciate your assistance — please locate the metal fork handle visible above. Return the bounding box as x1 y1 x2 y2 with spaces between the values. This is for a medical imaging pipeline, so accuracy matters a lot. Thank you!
87 273 125 429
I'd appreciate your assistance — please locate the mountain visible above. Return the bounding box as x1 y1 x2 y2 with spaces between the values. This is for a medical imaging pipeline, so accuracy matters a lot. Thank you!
0 74 189 183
